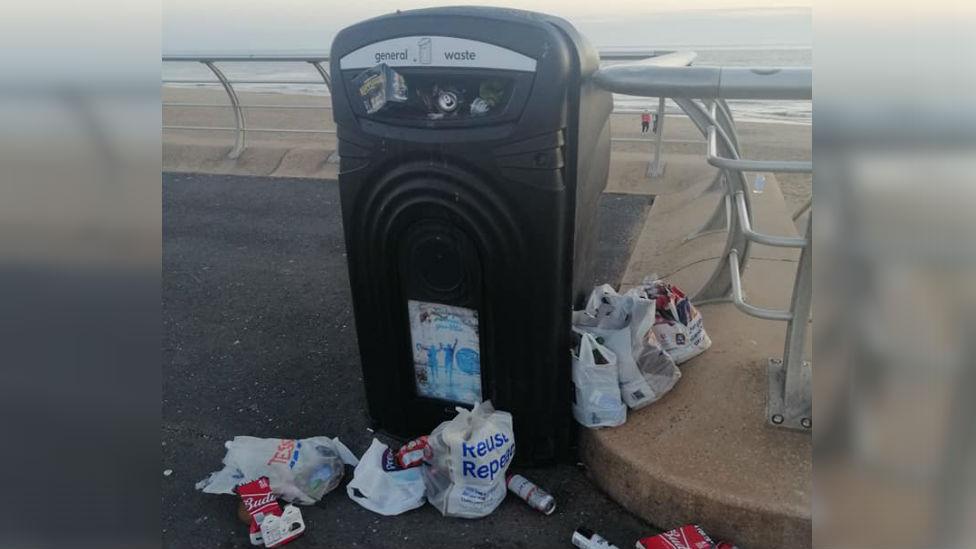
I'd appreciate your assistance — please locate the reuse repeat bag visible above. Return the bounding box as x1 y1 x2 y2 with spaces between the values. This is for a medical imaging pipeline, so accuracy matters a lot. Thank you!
195 436 359 505
422 401 515 518
571 329 627 428
630 278 712 364
574 285 680 409
346 438 426 516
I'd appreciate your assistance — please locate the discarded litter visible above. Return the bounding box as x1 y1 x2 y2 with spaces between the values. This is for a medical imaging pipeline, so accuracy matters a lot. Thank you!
631 278 712 365
346 438 427 516
569 278 709 429
574 284 680 410
571 329 627 428
636 524 732 549
235 476 306 547
395 435 429 469
353 63 408 114
195 436 359 505
572 527 621 549
259 504 305 548
507 473 556 515
423 400 515 518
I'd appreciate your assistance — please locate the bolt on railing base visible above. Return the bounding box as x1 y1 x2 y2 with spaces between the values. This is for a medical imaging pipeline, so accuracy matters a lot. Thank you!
766 357 812 431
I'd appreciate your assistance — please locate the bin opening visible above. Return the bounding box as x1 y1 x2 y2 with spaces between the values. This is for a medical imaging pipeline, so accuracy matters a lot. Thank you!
350 63 526 123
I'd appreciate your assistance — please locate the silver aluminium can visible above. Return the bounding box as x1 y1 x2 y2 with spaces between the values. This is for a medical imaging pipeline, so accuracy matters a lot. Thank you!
506 474 556 515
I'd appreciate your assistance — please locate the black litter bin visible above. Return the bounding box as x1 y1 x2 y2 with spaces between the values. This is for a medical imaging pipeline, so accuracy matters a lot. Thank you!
330 6 612 465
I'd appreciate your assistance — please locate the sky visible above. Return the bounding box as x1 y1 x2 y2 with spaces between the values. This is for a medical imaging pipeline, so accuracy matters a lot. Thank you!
162 0 812 53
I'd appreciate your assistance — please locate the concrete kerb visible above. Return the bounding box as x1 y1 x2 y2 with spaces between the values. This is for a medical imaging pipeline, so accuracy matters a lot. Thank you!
163 140 338 179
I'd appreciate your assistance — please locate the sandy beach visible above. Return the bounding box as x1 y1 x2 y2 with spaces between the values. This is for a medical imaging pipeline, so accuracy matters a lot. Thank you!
163 87 811 210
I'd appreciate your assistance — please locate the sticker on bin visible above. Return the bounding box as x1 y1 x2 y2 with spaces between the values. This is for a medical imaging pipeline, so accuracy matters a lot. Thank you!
340 36 537 72
408 300 482 405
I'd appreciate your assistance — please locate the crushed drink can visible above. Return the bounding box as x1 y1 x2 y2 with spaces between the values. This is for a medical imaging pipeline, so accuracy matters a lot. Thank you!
506 473 556 515
395 435 430 469
636 525 716 549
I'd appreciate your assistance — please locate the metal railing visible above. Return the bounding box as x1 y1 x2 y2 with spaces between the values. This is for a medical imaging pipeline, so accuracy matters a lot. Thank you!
595 61 813 431
162 51 698 159
163 55 333 158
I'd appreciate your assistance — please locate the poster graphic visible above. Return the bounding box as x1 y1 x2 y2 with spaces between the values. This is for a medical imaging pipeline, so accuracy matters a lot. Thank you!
408 300 482 405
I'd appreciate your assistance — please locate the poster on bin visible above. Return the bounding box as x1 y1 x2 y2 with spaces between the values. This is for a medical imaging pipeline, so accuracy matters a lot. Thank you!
408 300 482 405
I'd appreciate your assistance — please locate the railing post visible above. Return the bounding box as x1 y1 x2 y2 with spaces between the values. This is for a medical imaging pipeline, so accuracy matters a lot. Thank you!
766 213 812 430
202 61 246 159
670 97 751 305
647 96 666 177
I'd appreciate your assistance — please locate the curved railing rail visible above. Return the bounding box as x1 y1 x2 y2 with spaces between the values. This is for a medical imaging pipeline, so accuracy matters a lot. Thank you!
163 55 334 158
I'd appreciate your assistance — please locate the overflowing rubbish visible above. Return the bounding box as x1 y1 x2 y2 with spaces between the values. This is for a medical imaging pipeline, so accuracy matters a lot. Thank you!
631 278 712 365
571 329 627 428
353 63 408 114
573 284 680 410
195 436 358 505
506 473 556 515
423 400 516 518
259 505 306 548
570 277 709 428
350 61 511 120
572 527 621 549
346 438 427 516
636 524 732 549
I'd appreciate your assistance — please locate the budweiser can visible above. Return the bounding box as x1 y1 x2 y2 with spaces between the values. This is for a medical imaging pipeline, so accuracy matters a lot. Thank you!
506 473 556 515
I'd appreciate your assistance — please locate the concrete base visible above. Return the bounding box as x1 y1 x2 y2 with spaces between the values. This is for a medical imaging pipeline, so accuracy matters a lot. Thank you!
582 164 811 549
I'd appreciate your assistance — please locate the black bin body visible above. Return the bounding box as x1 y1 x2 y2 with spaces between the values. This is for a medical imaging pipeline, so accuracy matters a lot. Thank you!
330 7 612 465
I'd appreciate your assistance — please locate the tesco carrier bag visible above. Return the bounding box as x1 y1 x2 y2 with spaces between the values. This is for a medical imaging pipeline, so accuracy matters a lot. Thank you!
195 436 359 505
422 400 515 518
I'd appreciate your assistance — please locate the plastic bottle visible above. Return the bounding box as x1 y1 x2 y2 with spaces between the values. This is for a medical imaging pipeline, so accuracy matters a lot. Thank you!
753 174 766 194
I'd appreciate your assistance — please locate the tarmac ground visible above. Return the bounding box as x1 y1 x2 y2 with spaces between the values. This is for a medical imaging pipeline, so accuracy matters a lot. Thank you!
162 172 654 548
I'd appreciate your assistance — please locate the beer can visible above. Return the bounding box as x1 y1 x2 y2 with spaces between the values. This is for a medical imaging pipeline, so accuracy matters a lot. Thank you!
506 473 556 515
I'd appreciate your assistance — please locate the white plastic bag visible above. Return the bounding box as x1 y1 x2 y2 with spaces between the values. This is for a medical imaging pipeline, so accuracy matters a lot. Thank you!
423 400 515 518
195 436 359 505
630 278 711 364
346 438 427 516
574 285 680 409
571 329 627 428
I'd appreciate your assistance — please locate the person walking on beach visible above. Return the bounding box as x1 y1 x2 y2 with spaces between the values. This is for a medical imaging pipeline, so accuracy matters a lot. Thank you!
641 110 651 134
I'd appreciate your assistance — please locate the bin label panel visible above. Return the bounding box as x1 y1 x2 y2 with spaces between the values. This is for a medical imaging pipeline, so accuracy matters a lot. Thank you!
408 300 482 405
340 36 537 72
